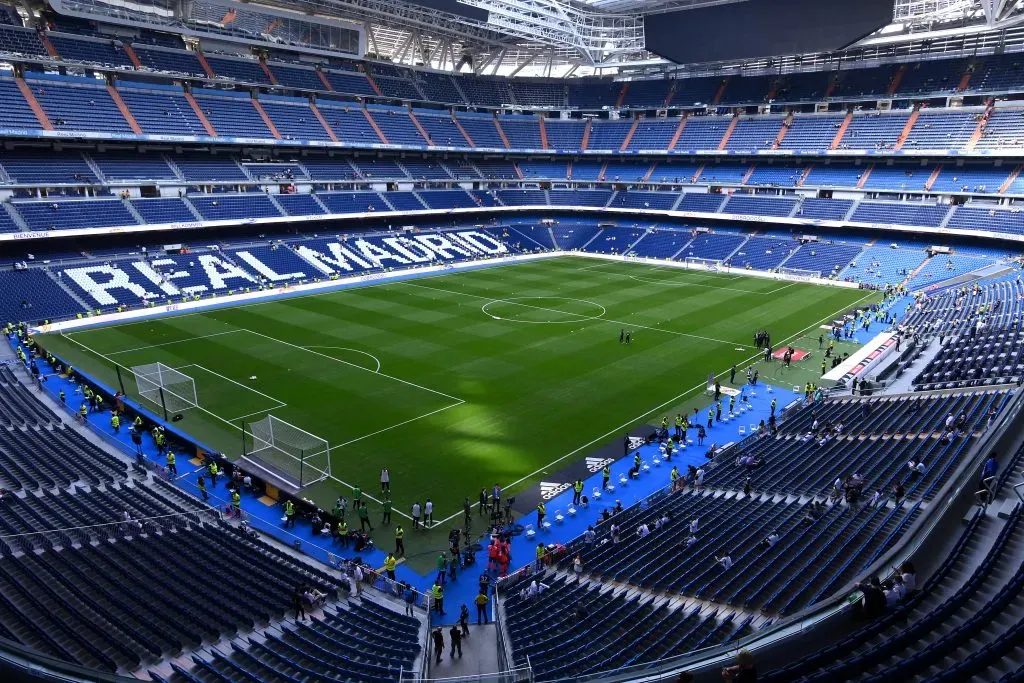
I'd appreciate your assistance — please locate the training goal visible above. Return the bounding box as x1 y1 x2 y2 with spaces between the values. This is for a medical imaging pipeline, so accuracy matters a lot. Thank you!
131 362 197 414
777 266 823 282
683 257 726 272
242 415 331 489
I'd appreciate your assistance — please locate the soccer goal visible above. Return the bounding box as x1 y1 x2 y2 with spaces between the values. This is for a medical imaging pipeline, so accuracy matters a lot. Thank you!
684 257 725 272
777 266 823 282
243 415 330 489
131 362 197 414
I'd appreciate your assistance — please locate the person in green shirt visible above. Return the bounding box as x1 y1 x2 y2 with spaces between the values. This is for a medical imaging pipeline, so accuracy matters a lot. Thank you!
381 497 392 525
352 485 362 506
357 502 372 532
436 553 448 585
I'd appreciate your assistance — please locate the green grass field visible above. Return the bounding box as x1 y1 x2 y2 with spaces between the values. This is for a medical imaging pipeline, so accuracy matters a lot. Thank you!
39 256 877 523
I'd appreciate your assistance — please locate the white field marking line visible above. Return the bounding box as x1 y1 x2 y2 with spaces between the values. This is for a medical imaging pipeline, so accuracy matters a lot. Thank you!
223 406 282 422
79 329 245 355
625 273 768 295
430 288 881 527
175 363 288 409
56 330 426 521
302 346 382 373
241 328 464 403
768 282 799 295
331 400 465 449
402 281 754 349
575 260 621 272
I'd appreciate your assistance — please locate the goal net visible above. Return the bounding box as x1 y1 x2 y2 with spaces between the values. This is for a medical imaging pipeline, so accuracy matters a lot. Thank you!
131 363 197 413
684 257 725 272
777 266 823 281
244 415 330 489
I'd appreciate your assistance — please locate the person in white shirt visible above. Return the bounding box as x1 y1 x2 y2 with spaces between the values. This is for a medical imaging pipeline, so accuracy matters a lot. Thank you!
884 576 906 606
411 502 422 529
573 555 583 574
690 517 699 534
583 526 596 544
868 490 882 507
715 551 733 570
899 561 917 592
636 523 650 538
685 534 698 548
915 461 926 475
424 499 434 527
610 523 621 543
380 467 390 493
695 468 705 489
944 413 955 429
760 532 780 550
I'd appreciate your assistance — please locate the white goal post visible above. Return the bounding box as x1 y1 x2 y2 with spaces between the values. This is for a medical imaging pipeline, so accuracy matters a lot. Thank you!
131 362 198 414
683 257 725 272
777 266 824 281
244 415 331 489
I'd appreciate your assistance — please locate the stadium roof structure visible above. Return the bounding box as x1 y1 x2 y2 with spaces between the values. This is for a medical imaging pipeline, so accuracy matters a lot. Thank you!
52 0 1024 76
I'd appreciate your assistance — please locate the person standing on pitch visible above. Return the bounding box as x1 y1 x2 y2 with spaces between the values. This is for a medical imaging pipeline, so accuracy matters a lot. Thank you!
412 501 422 530
424 498 434 527
382 497 392 525
380 467 390 494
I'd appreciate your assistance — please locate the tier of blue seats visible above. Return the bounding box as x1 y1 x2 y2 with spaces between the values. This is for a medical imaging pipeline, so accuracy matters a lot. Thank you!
677 193 726 213
3 70 1024 155
130 198 197 223
10 22 1024 117
840 245 927 287
628 229 690 258
0 270 83 322
795 198 853 220
723 195 798 217
14 198 136 231
116 85 209 137
902 276 1024 341
555 486 918 617
188 194 281 221
552 223 601 250
503 574 750 681
417 189 477 209
191 601 420 682
916 327 1024 389
906 253 999 290
609 191 677 210
731 236 795 270
681 232 746 260
852 201 951 227
762 504 1024 683
47 34 135 67
549 189 610 207
0 484 348 673
706 391 1006 498
193 90 270 138
132 45 206 76
783 241 865 276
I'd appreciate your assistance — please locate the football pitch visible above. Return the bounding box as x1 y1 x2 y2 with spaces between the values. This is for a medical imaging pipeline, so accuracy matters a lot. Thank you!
38 256 877 523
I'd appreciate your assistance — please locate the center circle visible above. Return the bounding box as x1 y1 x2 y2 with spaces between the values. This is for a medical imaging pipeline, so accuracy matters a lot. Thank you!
481 296 607 324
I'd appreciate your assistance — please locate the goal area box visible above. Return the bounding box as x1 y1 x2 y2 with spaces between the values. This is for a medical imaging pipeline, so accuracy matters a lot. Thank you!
240 415 330 491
